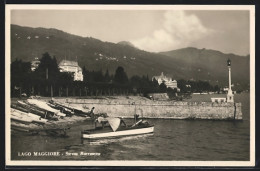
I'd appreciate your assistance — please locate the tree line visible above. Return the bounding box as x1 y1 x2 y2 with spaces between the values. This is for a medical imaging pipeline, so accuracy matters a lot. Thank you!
11 52 219 98
177 79 220 93
11 52 168 97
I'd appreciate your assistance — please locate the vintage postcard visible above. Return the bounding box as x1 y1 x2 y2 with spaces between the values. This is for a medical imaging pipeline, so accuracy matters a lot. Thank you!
5 5 255 166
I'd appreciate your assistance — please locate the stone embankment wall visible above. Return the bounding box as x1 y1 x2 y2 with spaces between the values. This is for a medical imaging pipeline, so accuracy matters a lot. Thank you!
55 98 242 120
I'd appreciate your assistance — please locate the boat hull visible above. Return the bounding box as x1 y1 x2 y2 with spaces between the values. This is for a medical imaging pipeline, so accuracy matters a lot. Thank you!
11 116 33 124
11 108 48 124
82 126 154 139
27 99 66 117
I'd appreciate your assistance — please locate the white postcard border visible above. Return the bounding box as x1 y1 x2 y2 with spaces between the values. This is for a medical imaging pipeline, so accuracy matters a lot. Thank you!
5 4 255 167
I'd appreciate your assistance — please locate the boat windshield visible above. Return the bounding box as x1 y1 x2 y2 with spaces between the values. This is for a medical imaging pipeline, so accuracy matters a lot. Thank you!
106 117 121 132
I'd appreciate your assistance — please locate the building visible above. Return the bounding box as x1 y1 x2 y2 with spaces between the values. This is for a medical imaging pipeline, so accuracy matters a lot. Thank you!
58 60 83 81
152 72 178 90
211 97 226 103
31 57 40 71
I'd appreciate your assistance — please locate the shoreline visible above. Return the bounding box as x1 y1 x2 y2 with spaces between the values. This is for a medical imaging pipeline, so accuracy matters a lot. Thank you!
10 94 245 134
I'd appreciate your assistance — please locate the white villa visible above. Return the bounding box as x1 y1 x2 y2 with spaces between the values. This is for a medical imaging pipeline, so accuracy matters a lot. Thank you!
58 60 83 81
152 72 178 90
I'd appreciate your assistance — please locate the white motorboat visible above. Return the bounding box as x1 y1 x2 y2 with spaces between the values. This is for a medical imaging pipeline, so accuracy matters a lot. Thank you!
81 117 154 139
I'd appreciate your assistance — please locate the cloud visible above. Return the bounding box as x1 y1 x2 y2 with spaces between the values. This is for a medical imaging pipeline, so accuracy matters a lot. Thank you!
131 11 213 52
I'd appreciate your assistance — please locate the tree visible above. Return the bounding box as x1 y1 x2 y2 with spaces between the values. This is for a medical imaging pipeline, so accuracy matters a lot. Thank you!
167 87 177 99
104 69 111 82
11 59 31 97
177 79 187 93
159 82 167 93
214 85 220 93
34 52 60 81
32 52 73 96
82 66 87 82
114 66 128 84
11 59 31 86
93 70 104 82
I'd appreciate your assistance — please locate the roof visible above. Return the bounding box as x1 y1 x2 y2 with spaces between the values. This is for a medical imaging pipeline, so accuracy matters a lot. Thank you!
153 72 172 80
59 60 79 67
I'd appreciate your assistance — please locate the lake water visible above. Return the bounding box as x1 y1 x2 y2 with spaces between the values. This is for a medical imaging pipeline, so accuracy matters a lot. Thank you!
11 93 250 161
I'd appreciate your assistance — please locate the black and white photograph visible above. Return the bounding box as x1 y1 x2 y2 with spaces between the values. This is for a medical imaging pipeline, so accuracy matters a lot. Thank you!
5 5 255 166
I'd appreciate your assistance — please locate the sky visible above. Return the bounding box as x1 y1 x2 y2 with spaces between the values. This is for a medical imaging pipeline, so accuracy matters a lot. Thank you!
11 10 250 56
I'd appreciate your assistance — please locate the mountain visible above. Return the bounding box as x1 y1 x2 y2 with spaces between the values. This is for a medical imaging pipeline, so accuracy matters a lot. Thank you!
117 41 136 48
160 47 250 89
10 25 250 89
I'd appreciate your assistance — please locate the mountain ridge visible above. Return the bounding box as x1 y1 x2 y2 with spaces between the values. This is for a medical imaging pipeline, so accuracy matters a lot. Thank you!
160 47 248 58
10 24 250 89
117 41 136 48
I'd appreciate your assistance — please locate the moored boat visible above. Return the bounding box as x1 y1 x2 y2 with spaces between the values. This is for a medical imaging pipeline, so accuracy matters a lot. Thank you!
11 108 48 124
16 100 57 119
11 110 34 124
49 100 92 117
11 116 33 124
81 117 154 139
47 102 74 117
16 101 48 116
28 113 48 124
27 99 66 117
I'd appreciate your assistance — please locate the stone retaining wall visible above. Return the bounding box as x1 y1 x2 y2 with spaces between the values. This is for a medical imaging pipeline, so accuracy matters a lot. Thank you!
55 98 242 120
